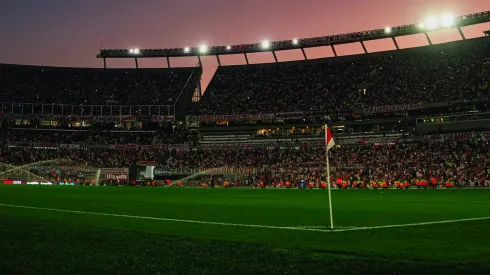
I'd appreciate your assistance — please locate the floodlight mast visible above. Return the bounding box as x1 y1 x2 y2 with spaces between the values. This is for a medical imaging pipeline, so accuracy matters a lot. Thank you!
97 11 490 69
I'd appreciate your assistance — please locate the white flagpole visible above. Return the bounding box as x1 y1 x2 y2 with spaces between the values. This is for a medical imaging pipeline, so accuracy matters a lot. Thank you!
325 124 334 231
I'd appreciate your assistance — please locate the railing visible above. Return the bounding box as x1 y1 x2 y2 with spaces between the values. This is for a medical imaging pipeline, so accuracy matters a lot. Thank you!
0 102 174 117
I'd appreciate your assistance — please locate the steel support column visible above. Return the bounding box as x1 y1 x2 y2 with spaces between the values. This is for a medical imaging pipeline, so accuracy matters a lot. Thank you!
424 33 433 45
331 45 338 57
216 55 221 66
392 37 400 50
301 48 308 60
457 27 466 40
360 41 368 53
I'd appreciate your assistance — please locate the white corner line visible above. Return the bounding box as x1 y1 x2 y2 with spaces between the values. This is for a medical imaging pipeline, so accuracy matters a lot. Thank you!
333 216 490 232
0 203 331 232
0 203 488 233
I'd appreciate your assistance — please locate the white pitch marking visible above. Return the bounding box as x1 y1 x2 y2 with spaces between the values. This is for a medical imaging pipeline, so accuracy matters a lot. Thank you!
0 203 489 233
334 216 490 232
0 203 331 233
291 225 357 229
291 226 327 229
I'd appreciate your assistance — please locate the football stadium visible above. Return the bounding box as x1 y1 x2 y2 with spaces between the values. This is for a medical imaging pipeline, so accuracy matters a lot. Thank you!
1 7 490 274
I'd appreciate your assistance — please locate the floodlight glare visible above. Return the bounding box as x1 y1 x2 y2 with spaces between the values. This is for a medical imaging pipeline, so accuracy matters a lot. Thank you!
426 16 439 30
292 38 299 45
418 23 426 29
441 13 454 27
384 27 392 34
129 49 134 54
133 48 140 54
184 47 190 53
261 40 270 49
199 44 208 54
226 45 231 50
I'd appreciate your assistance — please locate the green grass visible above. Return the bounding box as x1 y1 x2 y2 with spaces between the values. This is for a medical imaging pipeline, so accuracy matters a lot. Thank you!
0 185 489 274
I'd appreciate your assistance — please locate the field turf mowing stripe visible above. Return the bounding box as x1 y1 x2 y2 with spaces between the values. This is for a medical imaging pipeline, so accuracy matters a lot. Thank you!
1 187 490 274
2 216 489 275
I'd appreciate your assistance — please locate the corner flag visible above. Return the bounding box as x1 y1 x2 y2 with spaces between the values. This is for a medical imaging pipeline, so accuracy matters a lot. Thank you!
324 124 335 231
325 124 335 151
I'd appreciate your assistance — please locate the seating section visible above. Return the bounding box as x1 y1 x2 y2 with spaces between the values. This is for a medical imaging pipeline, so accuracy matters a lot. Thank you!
0 64 195 105
200 38 490 115
0 139 489 186
1 38 490 188
0 126 197 145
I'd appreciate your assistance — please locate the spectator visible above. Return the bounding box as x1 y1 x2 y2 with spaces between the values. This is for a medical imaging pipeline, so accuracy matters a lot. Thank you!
200 41 490 115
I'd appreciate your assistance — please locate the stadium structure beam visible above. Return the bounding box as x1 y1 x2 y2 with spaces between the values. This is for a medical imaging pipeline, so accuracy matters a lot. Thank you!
134 58 139 69
198 77 203 99
166 56 171 68
103 58 107 69
457 27 466 40
360 41 368 53
197 55 202 66
216 55 222 66
331 45 338 57
244 53 249 65
392 37 400 50
424 32 433 45
272 51 278 63
96 11 490 62
301 48 308 60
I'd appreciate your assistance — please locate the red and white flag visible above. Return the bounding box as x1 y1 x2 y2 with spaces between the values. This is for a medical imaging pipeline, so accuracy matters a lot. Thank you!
325 124 335 151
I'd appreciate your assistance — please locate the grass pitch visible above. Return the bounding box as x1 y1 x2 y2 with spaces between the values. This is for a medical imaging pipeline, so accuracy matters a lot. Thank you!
0 185 489 274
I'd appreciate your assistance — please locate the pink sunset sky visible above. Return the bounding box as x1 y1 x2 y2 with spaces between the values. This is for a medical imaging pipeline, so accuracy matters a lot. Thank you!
0 0 489 90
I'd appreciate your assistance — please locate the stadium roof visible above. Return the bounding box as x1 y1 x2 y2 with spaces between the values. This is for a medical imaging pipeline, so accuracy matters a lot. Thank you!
97 11 490 67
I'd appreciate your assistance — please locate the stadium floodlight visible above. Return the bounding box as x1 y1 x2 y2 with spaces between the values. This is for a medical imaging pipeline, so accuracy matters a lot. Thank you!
441 13 454 27
418 22 426 29
133 48 140 54
426 16 439 30
261 40 270 49
199 44 208 54
226 45 231 50
184 47 190 53
292 38 299 45
129 49 134 54
384 27 392 34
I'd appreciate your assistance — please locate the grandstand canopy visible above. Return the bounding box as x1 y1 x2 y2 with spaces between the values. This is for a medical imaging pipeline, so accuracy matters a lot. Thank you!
98 11 489 63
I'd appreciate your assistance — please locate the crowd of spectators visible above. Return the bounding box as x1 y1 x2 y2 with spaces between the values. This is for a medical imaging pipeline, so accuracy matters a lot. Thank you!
0 64 194 105
2 129 155 145
0 147 158 168
0 125 198 145
165 141 490 186
1 38 490 188
200 39 490 115
1 139 488 186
